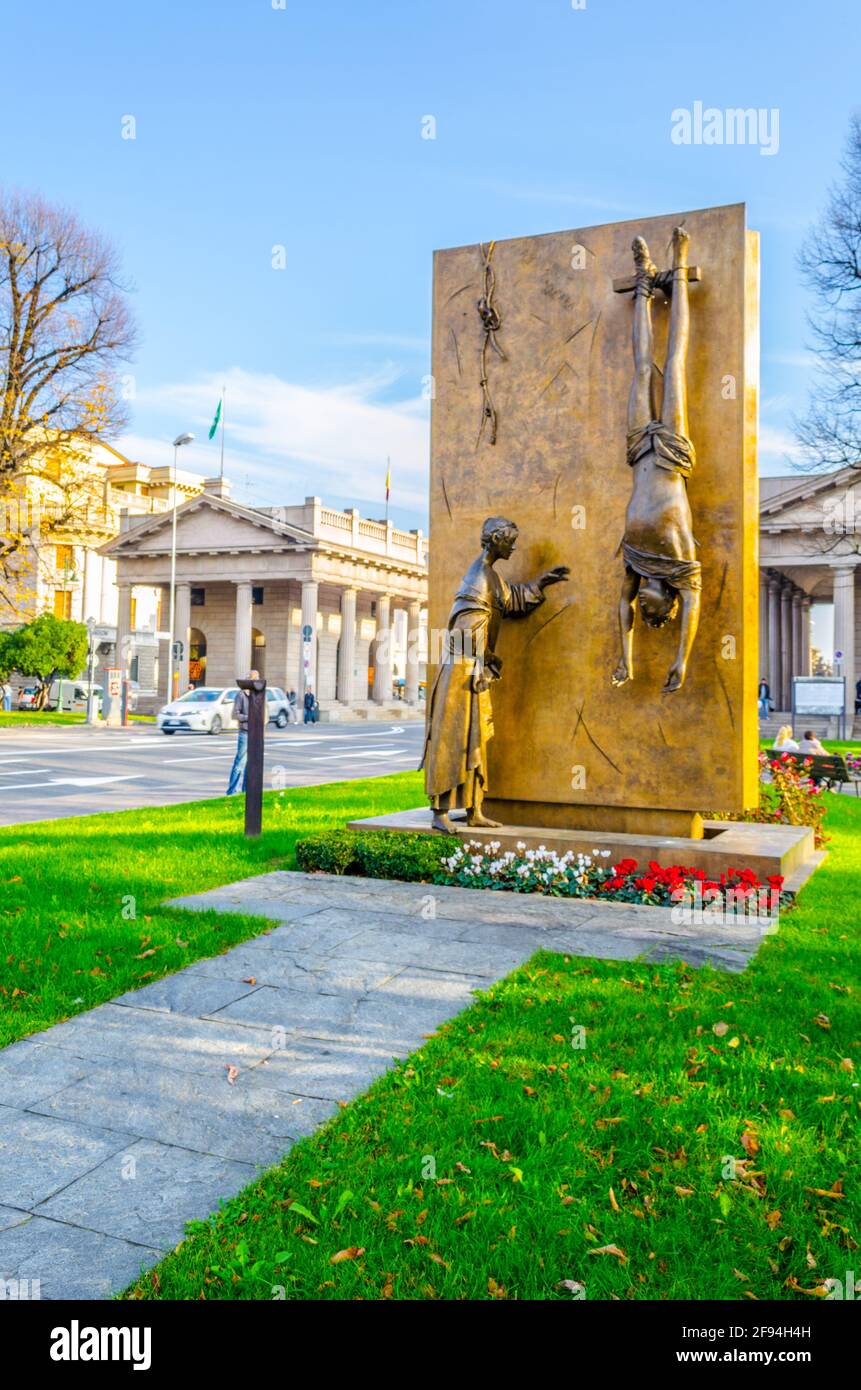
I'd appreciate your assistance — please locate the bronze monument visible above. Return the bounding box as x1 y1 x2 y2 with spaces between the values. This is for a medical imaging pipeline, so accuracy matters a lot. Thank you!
612 225 702 694
422 516 568 833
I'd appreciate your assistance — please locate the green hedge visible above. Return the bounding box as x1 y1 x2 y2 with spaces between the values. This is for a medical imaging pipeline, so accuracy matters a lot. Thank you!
295 830 448 882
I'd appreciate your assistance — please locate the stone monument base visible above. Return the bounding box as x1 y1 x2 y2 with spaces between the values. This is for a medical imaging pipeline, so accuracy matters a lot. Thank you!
345 808 825 897
483 800 703 839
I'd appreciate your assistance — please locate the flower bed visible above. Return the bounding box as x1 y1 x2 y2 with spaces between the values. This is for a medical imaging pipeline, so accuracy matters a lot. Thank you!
295 830 784 912
713 752 828 849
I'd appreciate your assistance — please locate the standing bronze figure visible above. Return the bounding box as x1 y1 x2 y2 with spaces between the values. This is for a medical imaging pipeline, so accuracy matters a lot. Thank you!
612 226 702 693
423 517 568 833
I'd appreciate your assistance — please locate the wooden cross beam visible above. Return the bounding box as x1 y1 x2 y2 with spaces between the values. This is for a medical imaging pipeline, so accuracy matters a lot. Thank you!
613 266 702 295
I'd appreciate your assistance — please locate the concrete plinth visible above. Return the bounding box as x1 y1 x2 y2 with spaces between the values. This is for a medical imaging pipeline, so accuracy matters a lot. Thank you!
345 807 825 896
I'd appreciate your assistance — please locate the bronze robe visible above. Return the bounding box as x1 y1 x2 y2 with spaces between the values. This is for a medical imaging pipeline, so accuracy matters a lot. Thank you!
422 556 544 810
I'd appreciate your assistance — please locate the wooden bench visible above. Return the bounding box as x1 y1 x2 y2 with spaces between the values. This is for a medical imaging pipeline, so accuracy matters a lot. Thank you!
801 752 860 794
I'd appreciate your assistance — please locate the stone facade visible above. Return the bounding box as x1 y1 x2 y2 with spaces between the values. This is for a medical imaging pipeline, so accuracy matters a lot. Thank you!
100 483 428 718
760 467 861 730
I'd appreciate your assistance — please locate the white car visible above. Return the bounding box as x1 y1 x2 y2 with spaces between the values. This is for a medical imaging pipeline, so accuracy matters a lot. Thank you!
158 687 240 735
157 685 294 735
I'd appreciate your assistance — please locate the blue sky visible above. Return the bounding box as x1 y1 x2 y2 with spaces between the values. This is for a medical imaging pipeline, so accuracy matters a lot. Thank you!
2 0 857 530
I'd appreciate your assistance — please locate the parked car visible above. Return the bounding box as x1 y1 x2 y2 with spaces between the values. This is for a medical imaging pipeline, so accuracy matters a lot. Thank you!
157 687 240 735
266 687 292 728
16 685 40 709
158 685 294 735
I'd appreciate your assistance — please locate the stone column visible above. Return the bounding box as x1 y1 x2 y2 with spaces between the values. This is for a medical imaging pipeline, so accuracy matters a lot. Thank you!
174 582 191 694
372 593 392 703
779 581 792 711
300 579 318 699
405 600 421 705
833 565 856 718
767 574 781 708
234 581 253 679
116 582 133 675
801 596 812 677
791 589 803 704
758 570 769 686
337 586 357 704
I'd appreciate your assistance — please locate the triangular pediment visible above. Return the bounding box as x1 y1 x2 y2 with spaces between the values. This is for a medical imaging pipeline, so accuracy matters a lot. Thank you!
760 466 860 527
100 494 315 557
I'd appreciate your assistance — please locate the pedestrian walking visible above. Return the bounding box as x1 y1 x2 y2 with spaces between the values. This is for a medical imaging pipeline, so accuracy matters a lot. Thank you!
303 689 318 724
1 679 12 712
287 688 299 724
227 669 259 795
757 676 771 721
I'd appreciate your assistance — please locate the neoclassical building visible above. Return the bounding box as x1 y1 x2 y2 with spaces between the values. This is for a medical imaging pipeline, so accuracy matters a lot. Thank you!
760 467 860 720
101 481 428 718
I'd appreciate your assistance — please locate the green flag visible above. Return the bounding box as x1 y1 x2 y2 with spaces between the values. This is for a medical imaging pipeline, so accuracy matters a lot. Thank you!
208 397 222 440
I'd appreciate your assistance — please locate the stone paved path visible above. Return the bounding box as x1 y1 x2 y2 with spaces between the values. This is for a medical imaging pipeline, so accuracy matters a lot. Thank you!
0 871 769 1299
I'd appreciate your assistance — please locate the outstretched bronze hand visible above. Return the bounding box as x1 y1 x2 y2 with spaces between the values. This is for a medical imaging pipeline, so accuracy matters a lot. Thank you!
538 565 570 590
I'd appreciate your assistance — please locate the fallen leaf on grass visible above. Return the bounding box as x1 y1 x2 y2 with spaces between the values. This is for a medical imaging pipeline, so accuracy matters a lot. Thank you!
712 1021 729 1036
765 1210 781 1230
609 1187 621 1212
330 1247 365 1264
587 1244 627 1263
804 1181 844 1200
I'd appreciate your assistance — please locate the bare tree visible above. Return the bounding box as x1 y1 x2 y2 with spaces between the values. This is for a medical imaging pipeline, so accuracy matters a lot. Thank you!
0 189 137 606
796 113 861 470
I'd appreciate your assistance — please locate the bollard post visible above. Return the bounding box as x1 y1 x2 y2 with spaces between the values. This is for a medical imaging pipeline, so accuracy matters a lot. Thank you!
237 677 266 836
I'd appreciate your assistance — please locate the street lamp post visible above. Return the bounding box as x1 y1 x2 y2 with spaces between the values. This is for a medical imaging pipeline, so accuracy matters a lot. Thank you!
165 433 194 702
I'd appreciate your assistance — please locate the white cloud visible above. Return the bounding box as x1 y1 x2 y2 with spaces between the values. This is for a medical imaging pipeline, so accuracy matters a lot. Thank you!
121 367 431 512
759 423 805 472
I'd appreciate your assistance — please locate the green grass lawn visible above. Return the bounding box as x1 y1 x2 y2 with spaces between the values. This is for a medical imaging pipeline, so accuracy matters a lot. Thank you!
0 711 154 727
0 772 423 1048
120 794 860 1302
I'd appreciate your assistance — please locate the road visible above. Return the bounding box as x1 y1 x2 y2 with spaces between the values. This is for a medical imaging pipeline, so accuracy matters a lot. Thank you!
0 721 426 826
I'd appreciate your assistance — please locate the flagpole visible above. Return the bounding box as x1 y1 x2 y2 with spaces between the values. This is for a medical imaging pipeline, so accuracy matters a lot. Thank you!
385 455 390 524
219 384 226 480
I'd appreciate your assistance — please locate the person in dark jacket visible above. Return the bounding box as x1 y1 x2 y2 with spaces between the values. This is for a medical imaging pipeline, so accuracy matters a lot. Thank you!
303 689 318 724
758 676 771 720
227 670 259 794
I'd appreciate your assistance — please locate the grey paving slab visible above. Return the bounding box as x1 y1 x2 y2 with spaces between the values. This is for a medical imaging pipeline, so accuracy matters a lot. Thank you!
34 1002 278 1076
208 985 357 1037
248 1037 402 1102
193 946 405 996
241 914 373 955
30 1059 337 1166
0 1214 160 1300
0 1039 91 1110
113 972 260 1017
0 1107 133 1208
0 867 772 1298
372 966 490 1006
166 886 326 921
0 1205 32 1233
333 929 525 977
34 1139 255 1251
